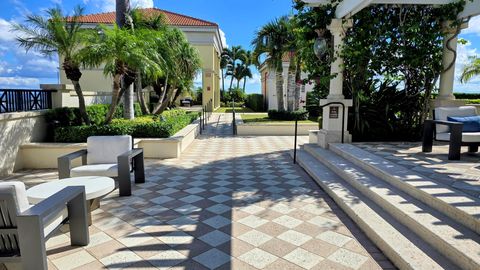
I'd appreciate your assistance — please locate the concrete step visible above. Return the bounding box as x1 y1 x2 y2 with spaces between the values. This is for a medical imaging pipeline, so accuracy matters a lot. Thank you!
304 144 480 270
295 149 457 270
329 143 480 235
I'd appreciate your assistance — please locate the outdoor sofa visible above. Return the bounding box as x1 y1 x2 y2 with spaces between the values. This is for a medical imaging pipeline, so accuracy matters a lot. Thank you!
58 135 145 196
422 106 480 160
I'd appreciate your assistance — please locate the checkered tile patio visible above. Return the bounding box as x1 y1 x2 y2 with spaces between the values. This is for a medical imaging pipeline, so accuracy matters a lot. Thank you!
1 113 395 269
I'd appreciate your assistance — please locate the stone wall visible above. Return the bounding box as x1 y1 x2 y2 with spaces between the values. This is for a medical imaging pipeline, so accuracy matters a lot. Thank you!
0 111 47 176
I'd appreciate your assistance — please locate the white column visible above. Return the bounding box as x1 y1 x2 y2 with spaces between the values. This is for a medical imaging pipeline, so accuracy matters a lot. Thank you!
327 19 352 99
435 21 468 107
316 19 353 148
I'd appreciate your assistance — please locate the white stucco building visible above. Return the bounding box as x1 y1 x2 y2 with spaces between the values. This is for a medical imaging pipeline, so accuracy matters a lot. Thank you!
259 53 314 111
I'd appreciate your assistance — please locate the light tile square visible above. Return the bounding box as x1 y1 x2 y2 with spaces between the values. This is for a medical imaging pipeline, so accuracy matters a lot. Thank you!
272 215 303 228
308 216 338 229
209 194 231 203
184 187 205 194
179 195 203 203
157 231 194 246
238 215 268 228
328 248 368 269
100 250 142 270
284 248 323 269
238 248 278 269
118 230 154 247
52 250 96 270
317 231 352 247
278 230 312 246
150 196 174 205
240 205 265 214
301 204 327 215
148 250 187 269
237 230 273 246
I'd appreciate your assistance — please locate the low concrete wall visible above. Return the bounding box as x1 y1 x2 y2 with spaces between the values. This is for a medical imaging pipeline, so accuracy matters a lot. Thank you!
18 120 201 170
0 111 47 176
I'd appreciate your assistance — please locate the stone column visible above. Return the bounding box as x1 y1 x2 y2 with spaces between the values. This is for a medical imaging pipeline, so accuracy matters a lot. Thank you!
435 21 468 107
316 19 353 148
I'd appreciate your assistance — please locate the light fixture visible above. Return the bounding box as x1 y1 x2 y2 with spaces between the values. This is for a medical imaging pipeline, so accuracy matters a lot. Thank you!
313 36 327 60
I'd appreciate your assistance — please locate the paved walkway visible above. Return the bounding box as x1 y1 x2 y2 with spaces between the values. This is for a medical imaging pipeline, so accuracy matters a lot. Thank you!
3 113 394 269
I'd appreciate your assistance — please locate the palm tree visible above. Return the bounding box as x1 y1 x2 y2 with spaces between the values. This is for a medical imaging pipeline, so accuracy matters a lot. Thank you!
220 53 230 93
150 28 201 114
116 0 135 120
79 25 161 123
241 50 253 92
224 46 247 90
460 56 480 83
13 6 91 125
252 16 292 111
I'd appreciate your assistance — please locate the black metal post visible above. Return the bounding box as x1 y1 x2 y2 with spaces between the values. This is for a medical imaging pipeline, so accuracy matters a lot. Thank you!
294 117 299 164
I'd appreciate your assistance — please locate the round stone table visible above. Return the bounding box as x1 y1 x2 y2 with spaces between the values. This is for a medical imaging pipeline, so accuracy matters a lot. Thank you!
27 176 115 224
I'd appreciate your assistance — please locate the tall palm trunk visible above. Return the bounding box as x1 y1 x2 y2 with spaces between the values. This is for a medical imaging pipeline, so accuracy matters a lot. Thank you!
116 0 134 119
236 78 240 89
294 60 301 111
136 71 150 114
229 76 234 91
152 87 177 115
63 61 90 125
71 80 90 125
221 69 225 93
275 68 285 111
105 74 122 124
242 77 247 92
286 64 295 112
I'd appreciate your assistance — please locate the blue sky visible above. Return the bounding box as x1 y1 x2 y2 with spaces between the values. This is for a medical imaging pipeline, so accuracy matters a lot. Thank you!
0 0 479 94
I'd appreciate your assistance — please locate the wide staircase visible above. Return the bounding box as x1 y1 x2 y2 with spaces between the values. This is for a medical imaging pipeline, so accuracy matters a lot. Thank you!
296 143 480 270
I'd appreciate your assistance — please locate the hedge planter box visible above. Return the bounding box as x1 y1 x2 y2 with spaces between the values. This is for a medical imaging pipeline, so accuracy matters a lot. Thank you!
18 120 200 170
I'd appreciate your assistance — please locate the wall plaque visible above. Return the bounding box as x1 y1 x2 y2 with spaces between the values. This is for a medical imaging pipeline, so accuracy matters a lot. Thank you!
329 106 339 119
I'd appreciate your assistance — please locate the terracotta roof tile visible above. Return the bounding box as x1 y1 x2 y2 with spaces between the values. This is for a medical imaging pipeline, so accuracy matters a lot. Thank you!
73 8 217 27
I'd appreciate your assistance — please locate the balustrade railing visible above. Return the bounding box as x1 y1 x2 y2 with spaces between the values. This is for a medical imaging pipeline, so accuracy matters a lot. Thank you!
0 89 55 113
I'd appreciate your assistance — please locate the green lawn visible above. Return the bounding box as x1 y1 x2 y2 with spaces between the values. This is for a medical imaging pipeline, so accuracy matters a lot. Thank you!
215 107 254 113
240 113 319 125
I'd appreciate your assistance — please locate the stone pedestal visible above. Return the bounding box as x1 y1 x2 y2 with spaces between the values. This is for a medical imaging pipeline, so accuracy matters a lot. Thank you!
318 99 352 148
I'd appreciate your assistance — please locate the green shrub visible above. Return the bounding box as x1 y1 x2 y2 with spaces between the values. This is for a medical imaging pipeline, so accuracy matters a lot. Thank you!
245 94 264 112
46 103 144 127
453 93 480 99
223 88 246 103
268 109 309 121
54 112 200 142
463 99 480 104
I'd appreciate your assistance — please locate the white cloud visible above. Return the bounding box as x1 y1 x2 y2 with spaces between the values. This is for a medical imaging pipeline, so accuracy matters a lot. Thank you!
219 29 228 48
131 0 153 9
463 16 480 37
246 73 261 85
0 76 39 87
83 0 153 12
0 19 18 43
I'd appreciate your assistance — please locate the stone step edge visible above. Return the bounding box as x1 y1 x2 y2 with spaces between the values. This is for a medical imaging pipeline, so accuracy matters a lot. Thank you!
329 143 480 235
305 144 480 270
295 150 456 270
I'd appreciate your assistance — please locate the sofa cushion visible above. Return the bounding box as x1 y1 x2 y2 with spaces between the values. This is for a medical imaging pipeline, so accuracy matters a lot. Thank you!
435 106 478 133
71 164 118 177
87 135 132 165
447 115 480 132
0 182 31 213
436 132 480 143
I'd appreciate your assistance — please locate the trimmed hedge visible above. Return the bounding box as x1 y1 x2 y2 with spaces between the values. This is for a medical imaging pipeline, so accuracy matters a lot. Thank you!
54 112 199 143
45 103 144 126
454 93 480 99
268 109 309 121
245 94 264 112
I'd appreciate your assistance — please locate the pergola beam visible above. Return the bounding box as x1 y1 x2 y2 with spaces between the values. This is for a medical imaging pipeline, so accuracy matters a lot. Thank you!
302 0 479 18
